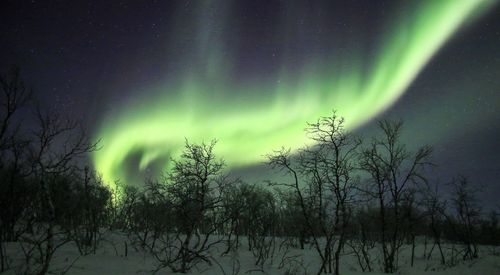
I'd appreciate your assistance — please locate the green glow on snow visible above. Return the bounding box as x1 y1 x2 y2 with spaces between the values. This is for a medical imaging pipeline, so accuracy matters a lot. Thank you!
93 0 495 188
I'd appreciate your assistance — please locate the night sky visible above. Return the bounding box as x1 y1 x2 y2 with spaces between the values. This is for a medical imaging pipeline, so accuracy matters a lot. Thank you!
1 1 499 207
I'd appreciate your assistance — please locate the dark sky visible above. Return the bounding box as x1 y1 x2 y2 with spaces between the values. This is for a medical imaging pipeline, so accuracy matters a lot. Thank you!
1 1 499 208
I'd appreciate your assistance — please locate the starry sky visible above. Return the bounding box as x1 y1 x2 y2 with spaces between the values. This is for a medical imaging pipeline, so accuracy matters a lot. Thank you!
1 0 499 207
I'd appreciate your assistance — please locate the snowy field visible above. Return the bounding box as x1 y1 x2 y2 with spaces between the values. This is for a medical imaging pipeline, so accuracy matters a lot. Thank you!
3 233 500 274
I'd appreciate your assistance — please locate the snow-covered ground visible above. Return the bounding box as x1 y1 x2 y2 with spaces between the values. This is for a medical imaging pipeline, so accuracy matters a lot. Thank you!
3 233 500 274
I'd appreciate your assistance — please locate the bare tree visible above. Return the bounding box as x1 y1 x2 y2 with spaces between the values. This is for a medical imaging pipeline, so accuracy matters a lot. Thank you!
421 182 447 265
346 206 377 272
62 167 111 255
0 66 100 274
0 66 33 272
21 107 98 275
0 66 31 153
359 120 432 273
268 112 360 275
448 176 481 261
274 189 309 250
244 185 278 268
400 188 422 267
150 140 234 273
220 181 251 255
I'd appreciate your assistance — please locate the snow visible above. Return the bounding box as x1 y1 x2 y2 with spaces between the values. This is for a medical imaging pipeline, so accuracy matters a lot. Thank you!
3 233 500 274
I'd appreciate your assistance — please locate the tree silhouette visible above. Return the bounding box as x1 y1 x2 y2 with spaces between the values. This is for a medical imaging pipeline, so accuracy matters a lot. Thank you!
359 120 432 273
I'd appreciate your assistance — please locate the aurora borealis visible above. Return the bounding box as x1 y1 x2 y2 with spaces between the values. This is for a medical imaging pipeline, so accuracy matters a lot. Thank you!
1 0 499 202
90 0 495 186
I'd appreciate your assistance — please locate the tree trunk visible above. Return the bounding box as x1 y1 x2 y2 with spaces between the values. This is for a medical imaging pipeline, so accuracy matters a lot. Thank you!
38 179 55 275
410 234 415 267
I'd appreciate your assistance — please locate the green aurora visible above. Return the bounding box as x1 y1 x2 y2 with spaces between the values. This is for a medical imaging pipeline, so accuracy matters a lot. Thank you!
93 0 496 188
